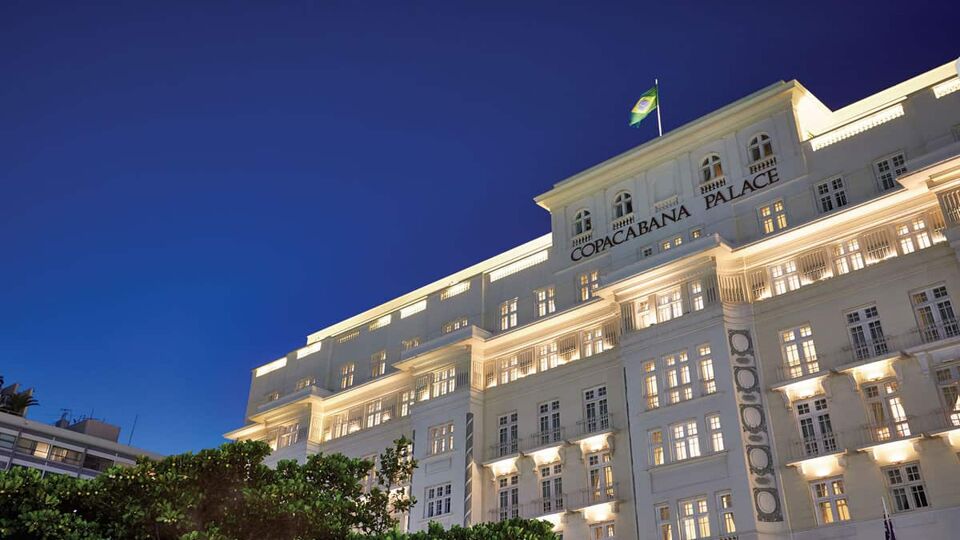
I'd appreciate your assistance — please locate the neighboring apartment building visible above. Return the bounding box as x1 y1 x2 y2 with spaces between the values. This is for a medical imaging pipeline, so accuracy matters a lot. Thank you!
0 412 162 477
227 59 960 539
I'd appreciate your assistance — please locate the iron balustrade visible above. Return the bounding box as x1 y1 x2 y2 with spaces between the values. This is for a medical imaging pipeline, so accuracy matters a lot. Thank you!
576 413 614 437
527 427 566 451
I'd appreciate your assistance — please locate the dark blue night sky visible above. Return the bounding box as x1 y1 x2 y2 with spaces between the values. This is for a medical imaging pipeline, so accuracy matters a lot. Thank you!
1 1 957 456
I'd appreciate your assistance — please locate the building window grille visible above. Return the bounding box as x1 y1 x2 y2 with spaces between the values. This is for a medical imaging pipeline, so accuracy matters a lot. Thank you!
582 326 607 358
539 463 563 514
587 451 614 501
748 133 774 162
443 317 468 334
698 344 716 395
664 351 693 404
874 152 907 192
935 365 960 425
644 360 660 409
863 380 909 441
717 492 736 534
649 429 665 466
846 305 887 361
817 177 848 213
590 522 616 539
678 497 710 539
428 423 455 455
613 191 633 219
425 483 452 518
897 217 932 254
656 505 674 540
431 366 456 397
535 286 556 317
496 474 520 521
499 298 518 331
573 209 592 236
365 399 384 427
537 400 562 445
811 477 851 524
371 350 386 378
796 397 836 456
339 363 355 389
277 423 300 449
402 337 420 351
497 412 519 456
834 239 865 275
661 235 683 251
884 463 928 512
706 414 724 452
911 284 959 342
295 377 316 391
689 281 705 311
583 385 609 432
759 200 788 234
579 271 600 302
780 324 819 378
700 154 724 183
537 341 560 372
671 420 701 461
657 288 683 322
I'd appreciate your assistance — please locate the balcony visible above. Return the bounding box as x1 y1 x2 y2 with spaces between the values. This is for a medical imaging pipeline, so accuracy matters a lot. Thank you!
574 413 615 439
488 440 521 461
903 319 960 349
839 335 901 369
528 495 567 517
748 155 777 175
774 354 836 386
489 505 522 522
784 433 844 464
526 427 566 452
699 175 727 195
571 482 619 510
572 231 593 248
611 213 635 231
855 419 916 448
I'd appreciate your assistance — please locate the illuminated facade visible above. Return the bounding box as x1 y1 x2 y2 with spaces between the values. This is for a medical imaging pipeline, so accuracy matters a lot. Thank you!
227 60 960 539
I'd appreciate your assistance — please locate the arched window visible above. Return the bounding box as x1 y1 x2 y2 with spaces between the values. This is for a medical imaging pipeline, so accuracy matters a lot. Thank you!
613 192 633 219
573 209 592 236
748 133 774 162
700 154 724 183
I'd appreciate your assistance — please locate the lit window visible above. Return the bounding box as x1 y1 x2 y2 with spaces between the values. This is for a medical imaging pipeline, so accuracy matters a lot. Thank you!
874 152 907 192
656 288 683 322
679 497 710 539
698 345 716 395
337 330 359 344
440 281 470 300
590 522 616 539
897 217 932 254
579 271 600 302
428 423 455 455
862 380 909 442
689 281 705 311
780 325 819 378
587 451 615 502
537 400 562 445
884 463 928 512
661 235 682 251
499 298 518 330
706 414 723 452
399 390 415 417
833 239 865 275
664 351 693 404
573 209 592 236
635 299 656 329
846 305 887 361
649 429 665 466
442 316 469 334
717 492 736 534
759 200 788 234
339 363 355 389
365 398 385 427
425 483 452 517
613 191 634 219
748 133 774 162
431 366 456 397
911 285 958 343
539 463 564 514
277 423 300 449
497 412 519 456
690 227 703 240
700 154 724 183
582 325 607 357
770 260 800 295
402 337 421 351
817 177 848 213
295 377 316 391
371 350 386 378
643 360 660 409
671 420 700 461
369 314 392 331
496 474 520 521
535 286 556 317
656 505 674 540
811 477 851 524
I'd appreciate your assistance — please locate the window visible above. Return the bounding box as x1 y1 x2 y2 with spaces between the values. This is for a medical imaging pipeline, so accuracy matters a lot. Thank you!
643 360 660 409
587 451 614 502
679 497 710 540
431 366 456 397
885 463 928 512
590 522 616 539
897 217 932 254
535 287 556 317
816 177 847 213
371 350 386 378
499 298 518 331
769 261 800 295
339 363 355 389
717 492 736 534
365 399 385 427
863 380 909 441
498 352 533 384
748 133 774 162
689 281 705 311
540 463 564 513
582 326 607 357
846 305 887 361
698 345 716 395
759 200 788 234
613 191 634 219
780 324 819 378
537 341 560 372
690 227 703 240
573 209 592 236
277 423 300 449
361 454 377 492
874 152 907 192
911 284 958 341
429 423 455 455
664 351 693 404
425 483 452 518
642 245 655 257
579 271 600 302
497 412 519 456
649 429 665 466
796 397 836 456
399 390 415 417
264 391 280 402
706 414 724 452
443 317 469 334
657 288 683 322
661 235 683 251
583 385 610 432
369 314 391 331
811 477 851 524
440 280 470 300
700 154 723 183
402 337 421 351
671 420 701 461
295 377 316 391
497 475 520 520
656 505 674 540
935 365 960 426
833 238 865 275
538 400 562 445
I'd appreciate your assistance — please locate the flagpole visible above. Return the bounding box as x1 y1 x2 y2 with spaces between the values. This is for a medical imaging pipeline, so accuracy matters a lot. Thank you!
655 78 663 137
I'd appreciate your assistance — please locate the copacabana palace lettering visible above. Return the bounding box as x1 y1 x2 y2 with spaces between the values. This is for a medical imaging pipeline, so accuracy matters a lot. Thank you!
570 168 780 261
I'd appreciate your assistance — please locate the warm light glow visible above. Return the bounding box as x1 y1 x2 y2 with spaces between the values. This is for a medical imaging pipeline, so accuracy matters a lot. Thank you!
846 358 896 385
440 281 470 300
296 341 322 359
368 314 392 331
810 104 905 151
578 433 610 454
399 299 427 319
933 78 960 99
527 445 562 466
795 454 843 479
488 250 549 282
538 512 564 529
945 429 960 449
254 357 287 377
867 439 918 465
781 375 828 404
486 456 519 477
581 502 616 523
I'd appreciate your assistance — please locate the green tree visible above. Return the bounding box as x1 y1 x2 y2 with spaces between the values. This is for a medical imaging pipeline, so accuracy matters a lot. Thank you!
0 438 554 540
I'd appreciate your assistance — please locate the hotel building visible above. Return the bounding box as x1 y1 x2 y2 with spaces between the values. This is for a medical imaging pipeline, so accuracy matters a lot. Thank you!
227 59 960 539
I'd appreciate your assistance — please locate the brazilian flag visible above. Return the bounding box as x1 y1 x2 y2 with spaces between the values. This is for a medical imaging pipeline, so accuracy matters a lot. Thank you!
629 86 658 128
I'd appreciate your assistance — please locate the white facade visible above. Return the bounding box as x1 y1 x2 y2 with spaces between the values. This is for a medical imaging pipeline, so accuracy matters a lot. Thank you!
227 60 960 539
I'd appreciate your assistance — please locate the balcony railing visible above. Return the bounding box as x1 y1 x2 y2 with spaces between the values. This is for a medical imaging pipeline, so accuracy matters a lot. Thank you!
699 175 727 195
916 408 960 432
748 155 777 174
572 231 593 247
576 413 614 438
529 495 566 517
527 427 566 451
776 354 836 384
840 335 900 367
489 440 520 460
784 433 843 462
856 418 915 447
903 319 960 348
611 213 635 231
489 505 521 522
573 482 619 508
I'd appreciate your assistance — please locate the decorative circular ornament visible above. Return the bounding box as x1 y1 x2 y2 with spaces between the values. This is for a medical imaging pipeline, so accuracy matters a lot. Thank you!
756 490 778 514
735 367 759 392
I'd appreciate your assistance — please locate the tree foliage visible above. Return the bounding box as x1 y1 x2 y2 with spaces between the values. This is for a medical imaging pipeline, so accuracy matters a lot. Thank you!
0 438 555 540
